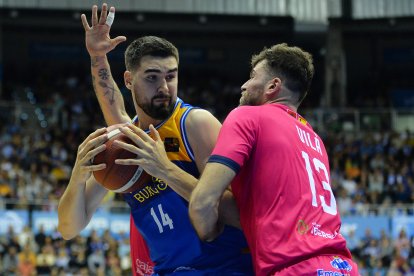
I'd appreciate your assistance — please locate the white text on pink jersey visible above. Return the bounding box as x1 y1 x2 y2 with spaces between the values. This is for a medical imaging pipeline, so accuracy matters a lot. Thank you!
296 125 323 156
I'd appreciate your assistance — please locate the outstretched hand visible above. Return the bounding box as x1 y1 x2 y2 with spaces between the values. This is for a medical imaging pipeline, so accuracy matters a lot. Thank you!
81 3 126 57
114 125 174 181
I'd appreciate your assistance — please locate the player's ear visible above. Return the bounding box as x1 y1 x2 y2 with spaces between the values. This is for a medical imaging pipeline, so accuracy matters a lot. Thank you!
266 77 281 96
124 71 132 90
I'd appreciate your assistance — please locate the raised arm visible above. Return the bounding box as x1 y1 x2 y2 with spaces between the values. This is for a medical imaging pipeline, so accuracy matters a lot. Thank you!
57 128 109 239
81 4 130 125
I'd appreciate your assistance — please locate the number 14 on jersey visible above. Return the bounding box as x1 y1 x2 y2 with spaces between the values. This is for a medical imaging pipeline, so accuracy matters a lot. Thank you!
150 204 174 233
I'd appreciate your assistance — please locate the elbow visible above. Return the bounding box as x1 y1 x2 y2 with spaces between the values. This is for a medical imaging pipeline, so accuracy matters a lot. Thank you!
57 223 78 240
197 229 217 242
189 201 217 241
188 199 203 223
191 221 212 242
194 222 221 242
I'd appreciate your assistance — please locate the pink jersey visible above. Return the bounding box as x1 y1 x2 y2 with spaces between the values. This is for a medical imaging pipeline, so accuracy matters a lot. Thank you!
210 103 354 275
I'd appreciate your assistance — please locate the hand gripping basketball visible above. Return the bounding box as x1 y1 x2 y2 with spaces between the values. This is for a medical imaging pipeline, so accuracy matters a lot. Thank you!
93 127 152 193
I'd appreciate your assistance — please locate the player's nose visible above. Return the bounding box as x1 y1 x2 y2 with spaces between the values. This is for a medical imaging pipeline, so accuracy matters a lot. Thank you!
241 81 248 92
158 78 169 93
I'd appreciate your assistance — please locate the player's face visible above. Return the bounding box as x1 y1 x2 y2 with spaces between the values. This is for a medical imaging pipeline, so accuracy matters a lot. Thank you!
128 55 178 120
240 60 270 106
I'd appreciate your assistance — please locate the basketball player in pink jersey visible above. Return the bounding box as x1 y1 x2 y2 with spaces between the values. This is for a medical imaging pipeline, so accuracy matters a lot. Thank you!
189 44 360 275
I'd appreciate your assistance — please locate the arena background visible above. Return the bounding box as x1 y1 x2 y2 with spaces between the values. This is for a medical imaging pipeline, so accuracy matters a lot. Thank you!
0 0 413 275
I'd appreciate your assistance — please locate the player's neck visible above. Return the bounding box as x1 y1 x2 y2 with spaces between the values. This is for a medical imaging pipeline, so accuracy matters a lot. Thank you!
267 98 297 112
135 111 162 130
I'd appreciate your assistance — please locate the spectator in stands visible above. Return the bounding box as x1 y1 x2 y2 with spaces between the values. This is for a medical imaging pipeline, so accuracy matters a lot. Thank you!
7 234 21 253
68 249 88 273
17 226 35 250
106 249 121 275
345 229 362 259
378 230 393 267
368 168 385 194
68 235 86 257
2 246 19 275
361 239 380 268
394 229 411 262
87 248 105 274
34 225 47 250
341 173 358 196
55 247 70 270
117 234 131 273
337 187 353 216
17 243 36 276
36 243 56 275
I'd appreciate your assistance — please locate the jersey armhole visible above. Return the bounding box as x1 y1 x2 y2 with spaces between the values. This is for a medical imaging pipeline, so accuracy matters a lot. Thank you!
180 107 197 163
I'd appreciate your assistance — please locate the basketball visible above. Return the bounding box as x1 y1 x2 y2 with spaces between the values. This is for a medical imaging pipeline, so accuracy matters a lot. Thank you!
92 128 152 193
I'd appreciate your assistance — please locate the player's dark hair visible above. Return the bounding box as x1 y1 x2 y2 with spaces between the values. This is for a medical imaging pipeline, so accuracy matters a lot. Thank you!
251 43 314 105
125 36 179 71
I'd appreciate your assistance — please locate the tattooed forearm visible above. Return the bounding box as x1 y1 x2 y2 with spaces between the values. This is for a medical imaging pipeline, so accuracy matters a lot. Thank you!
92 75 97 92
91 56 100 68
99 81 116 105
98 68 110 80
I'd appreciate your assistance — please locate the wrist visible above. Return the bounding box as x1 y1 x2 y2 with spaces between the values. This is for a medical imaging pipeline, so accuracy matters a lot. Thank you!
90 55 107 67
158 161 177 182
70 168 89 186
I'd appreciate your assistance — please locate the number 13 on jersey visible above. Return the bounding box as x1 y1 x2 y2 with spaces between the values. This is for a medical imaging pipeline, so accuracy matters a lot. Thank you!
301 151 337 216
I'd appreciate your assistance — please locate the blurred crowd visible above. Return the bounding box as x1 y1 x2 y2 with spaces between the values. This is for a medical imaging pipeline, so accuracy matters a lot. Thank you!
347 227 414 275
324 130 414 216
0 224 130 275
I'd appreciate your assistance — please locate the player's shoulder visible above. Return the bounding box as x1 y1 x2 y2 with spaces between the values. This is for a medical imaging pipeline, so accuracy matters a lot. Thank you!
185 108 221 126
184 108 221 139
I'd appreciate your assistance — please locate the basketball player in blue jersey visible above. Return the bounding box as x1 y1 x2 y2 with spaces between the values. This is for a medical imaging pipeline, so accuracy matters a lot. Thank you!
57 4 253 275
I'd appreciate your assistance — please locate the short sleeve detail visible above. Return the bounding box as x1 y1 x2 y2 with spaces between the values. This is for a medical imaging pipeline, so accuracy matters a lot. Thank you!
208 155 241 174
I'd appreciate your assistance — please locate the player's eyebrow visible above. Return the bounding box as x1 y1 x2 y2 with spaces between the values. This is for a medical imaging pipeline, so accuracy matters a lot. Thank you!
144 68 178 74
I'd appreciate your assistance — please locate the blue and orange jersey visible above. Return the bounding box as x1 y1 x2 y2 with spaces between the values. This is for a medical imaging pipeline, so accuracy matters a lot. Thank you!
124 98 253 275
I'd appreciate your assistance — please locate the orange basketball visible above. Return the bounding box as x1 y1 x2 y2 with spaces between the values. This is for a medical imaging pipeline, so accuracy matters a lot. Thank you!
92 128 152 193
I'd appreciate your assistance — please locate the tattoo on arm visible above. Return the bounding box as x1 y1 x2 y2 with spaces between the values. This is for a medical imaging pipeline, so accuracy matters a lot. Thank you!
91 57 99 68
98 68 110 80
99 81 116 105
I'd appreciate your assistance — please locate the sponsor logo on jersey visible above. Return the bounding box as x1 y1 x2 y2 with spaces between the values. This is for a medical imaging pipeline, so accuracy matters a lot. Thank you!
311 222 338 240
133 178 168 203
297 219 309 235
135 258 154 275
287 108 308 126
315 257 352 276
164 137 180 152
316 270 350 276
330 256 352 271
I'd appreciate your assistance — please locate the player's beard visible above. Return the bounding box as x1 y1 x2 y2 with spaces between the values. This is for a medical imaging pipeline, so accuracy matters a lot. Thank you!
239 91 261 106
239 81 268 106
138 95 174 120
